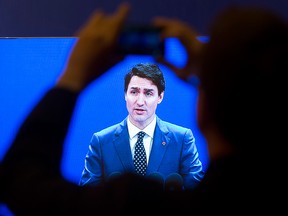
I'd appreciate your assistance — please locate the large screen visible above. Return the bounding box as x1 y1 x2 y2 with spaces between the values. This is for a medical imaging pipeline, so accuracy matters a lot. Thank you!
0 37 209 186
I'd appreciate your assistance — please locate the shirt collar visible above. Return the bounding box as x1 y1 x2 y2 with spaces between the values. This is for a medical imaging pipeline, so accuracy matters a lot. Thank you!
127 116 156 139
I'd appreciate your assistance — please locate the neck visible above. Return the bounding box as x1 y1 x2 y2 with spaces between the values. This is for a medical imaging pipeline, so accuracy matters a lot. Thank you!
128 115 155 130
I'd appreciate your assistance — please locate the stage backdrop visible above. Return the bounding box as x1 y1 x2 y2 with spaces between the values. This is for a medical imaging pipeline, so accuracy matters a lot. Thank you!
0 37 209 185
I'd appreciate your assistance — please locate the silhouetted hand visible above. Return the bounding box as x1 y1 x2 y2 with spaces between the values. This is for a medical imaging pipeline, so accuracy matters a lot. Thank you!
152 17 204 81
57 3 130 92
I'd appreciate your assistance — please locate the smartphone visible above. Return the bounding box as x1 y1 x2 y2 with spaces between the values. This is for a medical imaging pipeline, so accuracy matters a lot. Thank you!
117 25 164 57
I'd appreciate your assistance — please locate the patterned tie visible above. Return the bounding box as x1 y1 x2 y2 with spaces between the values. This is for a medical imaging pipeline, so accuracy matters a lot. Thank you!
133 131 147 176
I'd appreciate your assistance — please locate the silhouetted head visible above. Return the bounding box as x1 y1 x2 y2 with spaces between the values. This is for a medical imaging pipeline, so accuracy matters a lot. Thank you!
199 6 288 152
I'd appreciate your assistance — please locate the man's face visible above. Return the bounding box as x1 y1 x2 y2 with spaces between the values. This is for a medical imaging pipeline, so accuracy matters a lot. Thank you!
125 76 164 129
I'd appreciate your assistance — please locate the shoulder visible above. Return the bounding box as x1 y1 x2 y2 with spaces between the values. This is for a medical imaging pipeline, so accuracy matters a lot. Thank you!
93 118 127 137
156 117 192 134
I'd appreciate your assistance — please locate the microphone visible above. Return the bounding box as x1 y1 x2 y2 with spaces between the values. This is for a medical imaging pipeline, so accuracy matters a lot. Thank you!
164 173 184 192
108 172 122 181
147 172 165 184
146 172 165 190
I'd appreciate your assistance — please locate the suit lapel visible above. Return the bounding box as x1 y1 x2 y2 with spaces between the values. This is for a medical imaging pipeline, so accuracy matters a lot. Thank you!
146 117 170 174
113 118 135 172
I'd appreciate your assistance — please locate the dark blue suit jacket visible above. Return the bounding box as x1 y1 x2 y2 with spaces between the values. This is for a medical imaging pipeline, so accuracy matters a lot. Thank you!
79 116 204 189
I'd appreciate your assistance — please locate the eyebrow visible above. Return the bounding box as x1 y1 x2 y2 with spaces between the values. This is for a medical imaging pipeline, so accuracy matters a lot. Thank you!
130 87 155 92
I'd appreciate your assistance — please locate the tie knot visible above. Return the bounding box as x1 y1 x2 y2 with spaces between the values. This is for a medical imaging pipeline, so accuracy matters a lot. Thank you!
138 131 145 139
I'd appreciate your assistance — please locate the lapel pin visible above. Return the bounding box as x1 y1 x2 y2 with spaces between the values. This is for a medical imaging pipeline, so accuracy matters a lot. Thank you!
162 141 166 146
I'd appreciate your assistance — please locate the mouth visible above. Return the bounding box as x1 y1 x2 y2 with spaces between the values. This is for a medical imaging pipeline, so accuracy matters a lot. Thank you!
134 108 146 114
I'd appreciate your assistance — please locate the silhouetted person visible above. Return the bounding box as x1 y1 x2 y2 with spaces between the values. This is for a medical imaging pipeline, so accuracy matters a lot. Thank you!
154 6 287 213
0 2 287 215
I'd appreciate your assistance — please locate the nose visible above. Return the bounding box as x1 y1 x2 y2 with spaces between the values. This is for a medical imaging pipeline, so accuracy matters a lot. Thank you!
136 94 145 105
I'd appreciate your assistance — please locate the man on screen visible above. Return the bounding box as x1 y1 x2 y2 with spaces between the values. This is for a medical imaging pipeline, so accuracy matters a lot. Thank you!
79 62 205 190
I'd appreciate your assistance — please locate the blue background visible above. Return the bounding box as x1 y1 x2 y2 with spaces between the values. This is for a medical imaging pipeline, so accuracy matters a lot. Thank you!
0 37 209 186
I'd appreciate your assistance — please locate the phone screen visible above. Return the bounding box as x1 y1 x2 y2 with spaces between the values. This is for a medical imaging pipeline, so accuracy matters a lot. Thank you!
117 25 164 57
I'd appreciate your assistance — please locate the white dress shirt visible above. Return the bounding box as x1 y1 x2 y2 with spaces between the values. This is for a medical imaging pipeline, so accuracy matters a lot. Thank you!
127 116 156 164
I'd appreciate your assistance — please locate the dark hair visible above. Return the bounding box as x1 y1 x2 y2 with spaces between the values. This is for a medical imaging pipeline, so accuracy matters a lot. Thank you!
199 7 288 150
124 63 165 95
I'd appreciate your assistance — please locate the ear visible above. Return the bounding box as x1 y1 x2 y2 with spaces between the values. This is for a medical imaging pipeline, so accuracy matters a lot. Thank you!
158 91 164 104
